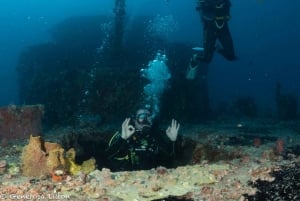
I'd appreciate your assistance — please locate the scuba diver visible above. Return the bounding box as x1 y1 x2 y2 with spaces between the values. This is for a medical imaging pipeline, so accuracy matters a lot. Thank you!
186 0 237 80
105 108 180 171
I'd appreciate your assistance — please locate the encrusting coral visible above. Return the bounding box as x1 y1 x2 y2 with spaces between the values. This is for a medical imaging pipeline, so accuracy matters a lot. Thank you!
65 148 96 175
21 135 95 177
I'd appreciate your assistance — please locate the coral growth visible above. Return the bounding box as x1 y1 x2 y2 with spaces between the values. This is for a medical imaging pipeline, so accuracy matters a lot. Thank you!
21 135 65 177
0 104 44 140
274 139 285 155
245 164 300 200
65 148 96 175
21 135 95 177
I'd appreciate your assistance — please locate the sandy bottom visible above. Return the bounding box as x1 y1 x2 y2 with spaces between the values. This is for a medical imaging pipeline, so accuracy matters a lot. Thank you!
0 119 299 201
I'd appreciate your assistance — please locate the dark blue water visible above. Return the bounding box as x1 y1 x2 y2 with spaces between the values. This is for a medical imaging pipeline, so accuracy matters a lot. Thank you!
0 0 299 114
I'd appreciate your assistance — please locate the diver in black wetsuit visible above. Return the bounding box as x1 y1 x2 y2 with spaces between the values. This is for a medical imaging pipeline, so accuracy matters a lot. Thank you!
105 108 180 171
186 0 237 80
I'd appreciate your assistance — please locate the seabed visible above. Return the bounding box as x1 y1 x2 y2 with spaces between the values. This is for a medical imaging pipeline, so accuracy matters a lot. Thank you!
1 118 300 201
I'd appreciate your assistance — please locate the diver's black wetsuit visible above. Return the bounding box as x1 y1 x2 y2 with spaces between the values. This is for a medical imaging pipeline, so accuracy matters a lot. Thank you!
193 0 236 65
105 123 176 171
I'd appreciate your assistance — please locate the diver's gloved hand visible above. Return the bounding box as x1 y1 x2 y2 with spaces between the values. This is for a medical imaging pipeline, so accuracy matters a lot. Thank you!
121 118 135 140
166 119 180 141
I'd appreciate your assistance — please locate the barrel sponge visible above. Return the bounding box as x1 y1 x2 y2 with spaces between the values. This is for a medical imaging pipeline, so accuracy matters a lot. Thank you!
21 135 48 176
46 147 66 173
21 135 65 177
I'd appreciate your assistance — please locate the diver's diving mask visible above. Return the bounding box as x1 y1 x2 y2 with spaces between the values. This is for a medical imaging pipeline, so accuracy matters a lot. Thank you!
136 112 152 126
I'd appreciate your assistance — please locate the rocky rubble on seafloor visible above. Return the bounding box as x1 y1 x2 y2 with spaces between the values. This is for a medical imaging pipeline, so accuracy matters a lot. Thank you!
0 164 230 200
1 159 295 201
